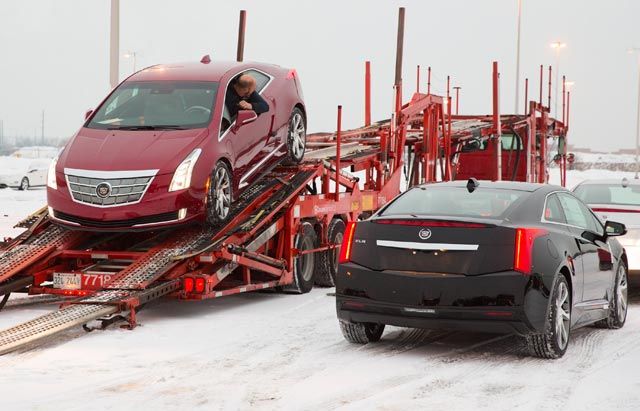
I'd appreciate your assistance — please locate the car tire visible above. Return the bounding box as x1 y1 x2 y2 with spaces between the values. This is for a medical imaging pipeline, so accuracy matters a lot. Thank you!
19 177 29 191
206 161 234 227
595 262 628 329
284 107 306 165
315 218 346 287
282 221 317 294
525 275 571 359
339 320 385 344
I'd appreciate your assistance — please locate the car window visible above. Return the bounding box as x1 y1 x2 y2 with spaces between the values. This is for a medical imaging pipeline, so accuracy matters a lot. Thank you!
574 183 640 206
220 69 271 137
378 186 528 219
557 193 601 233
544 194 566 224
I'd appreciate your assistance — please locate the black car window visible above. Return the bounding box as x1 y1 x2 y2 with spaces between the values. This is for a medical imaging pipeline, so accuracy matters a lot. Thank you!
544 194 566 224
245 69 271 92
557 193 601 233
378 186 527 219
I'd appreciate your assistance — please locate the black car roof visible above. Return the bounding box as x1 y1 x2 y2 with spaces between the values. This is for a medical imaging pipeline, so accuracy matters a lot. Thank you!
417 180 566 193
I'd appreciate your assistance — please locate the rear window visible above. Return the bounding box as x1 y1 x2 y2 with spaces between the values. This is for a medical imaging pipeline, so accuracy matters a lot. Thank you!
379 186 528 219
574 184 640 206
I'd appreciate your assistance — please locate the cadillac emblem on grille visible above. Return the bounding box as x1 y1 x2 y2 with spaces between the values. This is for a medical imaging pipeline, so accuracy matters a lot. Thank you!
95 182 112 198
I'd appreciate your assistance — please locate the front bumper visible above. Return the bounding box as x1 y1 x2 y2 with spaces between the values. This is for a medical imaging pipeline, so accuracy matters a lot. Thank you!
47 172 206 231
336 262 549 335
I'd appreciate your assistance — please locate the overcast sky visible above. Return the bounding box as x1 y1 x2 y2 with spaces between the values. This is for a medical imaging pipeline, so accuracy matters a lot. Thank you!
0 0 638 151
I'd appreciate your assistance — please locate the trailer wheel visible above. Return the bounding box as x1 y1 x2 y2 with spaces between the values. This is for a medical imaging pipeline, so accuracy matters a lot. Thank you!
339 320 385 344
19 177 29 191
283 221 317 294
283 107 306 165
206 161 233 226
315 218 346 287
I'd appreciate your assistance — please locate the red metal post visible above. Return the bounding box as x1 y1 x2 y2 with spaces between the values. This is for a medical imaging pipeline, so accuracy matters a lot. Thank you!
524 78 528 115
566 91 571 129
336 105 342 201
427 66 431 95
236 10 246 62
365 61 371 127
492 61 502 181
548 66 552 110
539 65 543 106
562 75 566 124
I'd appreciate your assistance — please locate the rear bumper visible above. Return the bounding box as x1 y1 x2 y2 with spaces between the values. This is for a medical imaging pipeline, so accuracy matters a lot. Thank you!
336 262 549 335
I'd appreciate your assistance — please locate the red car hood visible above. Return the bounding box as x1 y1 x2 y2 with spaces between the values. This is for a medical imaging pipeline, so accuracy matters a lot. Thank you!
59 127 208 175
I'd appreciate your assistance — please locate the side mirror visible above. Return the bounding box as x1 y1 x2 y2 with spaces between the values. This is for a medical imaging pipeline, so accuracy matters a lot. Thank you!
581 230 601 243
604 220 627 237
84 109 94 121
231 110 257 134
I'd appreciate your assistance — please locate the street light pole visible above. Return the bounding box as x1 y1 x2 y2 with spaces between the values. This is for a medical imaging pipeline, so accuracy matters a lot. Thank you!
123 51 138 73
109 0 120 89
629 48 640 179
514 0 522 114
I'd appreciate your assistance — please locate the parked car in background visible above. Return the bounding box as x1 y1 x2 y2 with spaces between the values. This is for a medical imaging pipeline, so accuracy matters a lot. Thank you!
47 59 306 230
336 180 628 359
0 159 49 190
574 178 640 273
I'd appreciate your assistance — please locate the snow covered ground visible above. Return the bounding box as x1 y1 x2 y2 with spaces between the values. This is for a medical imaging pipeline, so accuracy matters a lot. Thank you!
1 169 640 410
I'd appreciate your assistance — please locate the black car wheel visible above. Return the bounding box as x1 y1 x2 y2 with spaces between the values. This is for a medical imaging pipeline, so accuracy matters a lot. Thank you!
596 262 628 329
284 108 306 164
526 275 571 359
315 218 346 287
19 177 29 191
206 162 233 226
283 221 317 294
339 320 385 344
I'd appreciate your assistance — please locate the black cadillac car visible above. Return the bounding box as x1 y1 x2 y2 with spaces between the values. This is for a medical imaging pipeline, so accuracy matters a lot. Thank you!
336 180 628 359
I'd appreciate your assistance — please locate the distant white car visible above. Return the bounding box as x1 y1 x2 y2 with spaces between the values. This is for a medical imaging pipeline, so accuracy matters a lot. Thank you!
574 178 640 272
0 160 49 190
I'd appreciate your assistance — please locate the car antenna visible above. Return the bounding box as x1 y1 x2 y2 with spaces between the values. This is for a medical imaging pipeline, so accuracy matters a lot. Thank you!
200 54 211 64
466 178 479 193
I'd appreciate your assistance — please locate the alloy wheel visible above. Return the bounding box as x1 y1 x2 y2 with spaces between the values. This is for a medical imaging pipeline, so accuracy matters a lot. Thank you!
214 167 231 220
617 265 628 322
555 281 571 349
290 113 306 160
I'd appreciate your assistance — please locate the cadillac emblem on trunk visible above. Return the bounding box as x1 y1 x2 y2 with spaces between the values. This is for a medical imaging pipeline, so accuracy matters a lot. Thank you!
95 182 112 198
418 228 432 240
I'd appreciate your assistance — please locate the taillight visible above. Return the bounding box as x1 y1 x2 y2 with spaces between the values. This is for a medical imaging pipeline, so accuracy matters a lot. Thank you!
287 69 298 79
195 277 206 293
339 222 357 264
514 228 548 275
374 219 487 228
183 277 194 293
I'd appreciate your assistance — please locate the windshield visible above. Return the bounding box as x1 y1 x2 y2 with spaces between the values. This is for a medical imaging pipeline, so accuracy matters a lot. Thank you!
574 183 640 206
87 81 219 130
378 186 528 219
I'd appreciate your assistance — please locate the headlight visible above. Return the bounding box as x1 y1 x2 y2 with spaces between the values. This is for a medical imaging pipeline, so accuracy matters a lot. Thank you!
47 154 59 189
169 149 202 192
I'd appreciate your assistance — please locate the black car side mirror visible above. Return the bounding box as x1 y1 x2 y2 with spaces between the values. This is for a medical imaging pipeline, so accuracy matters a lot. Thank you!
231 110 257 134
84 109 93 121
581 230 601 243
604 220 627 237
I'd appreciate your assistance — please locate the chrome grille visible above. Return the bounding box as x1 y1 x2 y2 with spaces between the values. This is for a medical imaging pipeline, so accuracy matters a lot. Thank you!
66 172 155 207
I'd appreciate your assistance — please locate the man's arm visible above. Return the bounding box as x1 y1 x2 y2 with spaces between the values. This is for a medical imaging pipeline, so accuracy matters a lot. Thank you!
248 91 269 115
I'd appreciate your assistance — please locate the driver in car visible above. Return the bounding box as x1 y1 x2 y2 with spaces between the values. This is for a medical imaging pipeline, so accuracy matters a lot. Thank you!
225 74 269 118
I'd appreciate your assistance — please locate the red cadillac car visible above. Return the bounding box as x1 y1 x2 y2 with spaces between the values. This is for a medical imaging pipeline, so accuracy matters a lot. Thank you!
47 60 307 230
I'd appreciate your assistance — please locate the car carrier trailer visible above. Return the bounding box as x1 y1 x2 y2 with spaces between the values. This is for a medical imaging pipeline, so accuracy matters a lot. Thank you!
0 7 571 355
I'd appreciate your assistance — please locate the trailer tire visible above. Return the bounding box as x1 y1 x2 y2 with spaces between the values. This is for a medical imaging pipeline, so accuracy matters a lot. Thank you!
283 221 317 294
339 320 385 344
315 218 346 287
283 107 306 165
19 177 29 191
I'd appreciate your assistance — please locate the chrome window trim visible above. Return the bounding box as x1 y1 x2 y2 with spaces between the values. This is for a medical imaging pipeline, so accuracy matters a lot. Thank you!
64 168 157 209
218 67 274 142
541 190 605 233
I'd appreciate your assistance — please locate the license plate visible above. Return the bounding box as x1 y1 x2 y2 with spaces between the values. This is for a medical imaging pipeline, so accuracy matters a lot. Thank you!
53 273 82 290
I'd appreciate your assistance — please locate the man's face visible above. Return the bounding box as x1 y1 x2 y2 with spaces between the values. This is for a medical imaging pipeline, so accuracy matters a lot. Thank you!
234 84 251 98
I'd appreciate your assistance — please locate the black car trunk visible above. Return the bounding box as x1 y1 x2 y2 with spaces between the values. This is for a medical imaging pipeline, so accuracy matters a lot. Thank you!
350 218 516 276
